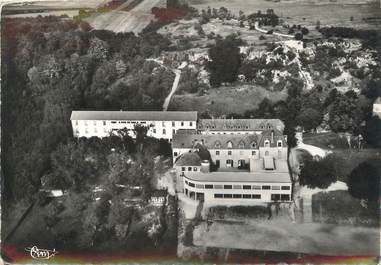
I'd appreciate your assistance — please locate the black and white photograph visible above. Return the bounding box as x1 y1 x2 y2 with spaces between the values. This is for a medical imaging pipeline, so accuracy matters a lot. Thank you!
1 0 381 263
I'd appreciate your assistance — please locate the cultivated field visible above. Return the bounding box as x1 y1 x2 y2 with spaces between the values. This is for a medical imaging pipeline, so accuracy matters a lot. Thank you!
187 0 381 29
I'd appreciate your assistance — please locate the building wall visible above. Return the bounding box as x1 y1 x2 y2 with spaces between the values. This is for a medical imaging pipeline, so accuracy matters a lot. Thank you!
173 146 287 166
200 130 260 135
72 119 196 140
183 175 292 203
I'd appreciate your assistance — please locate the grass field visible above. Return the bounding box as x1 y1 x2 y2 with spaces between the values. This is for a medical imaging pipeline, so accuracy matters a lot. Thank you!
169 84 287 116
312 190 379 227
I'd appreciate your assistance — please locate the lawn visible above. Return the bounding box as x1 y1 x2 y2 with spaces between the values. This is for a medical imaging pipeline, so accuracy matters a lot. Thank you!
312 190 379 227
303 132 350 149
169 84 287 116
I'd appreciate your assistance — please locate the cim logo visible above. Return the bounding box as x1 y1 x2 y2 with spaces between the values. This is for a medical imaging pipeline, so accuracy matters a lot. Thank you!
25 246 58 260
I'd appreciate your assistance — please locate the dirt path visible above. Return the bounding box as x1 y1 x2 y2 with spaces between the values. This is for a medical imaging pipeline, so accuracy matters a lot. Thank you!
163 69 181 111
254 22 294 38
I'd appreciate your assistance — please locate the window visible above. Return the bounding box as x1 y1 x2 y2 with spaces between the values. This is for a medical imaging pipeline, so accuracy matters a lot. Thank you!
233 194 242 199
174 152 178 157
252 151 256 156
253 185 261 190
75 129 79 134
251 142 257 148
228 151 232 156
173 129 176 135
215 160 220 168
277 140 282 147
205 184 213 189
75 120 78 126
224 185 232 189
252 194 261 199
281 194 290 201
85 128 89 134
214 184 223 189
262 185 271 190
111 121 116 124
238 141 245 149
188 167 192 171
227 141 233 149
214 141 221 148
216 151 220 155
193 167 198 172
281 186 290 190
233 185 242 189
185 189 188 195
243 185 251 190
162 122 166 127
214 194 223 198
153 129 156 134
172 122 175 127
226 159 233 167
190 122 193 126
272 186 280 190
182 167 186 171
196 184 204 189
185 180 188 184
271 194 280 201
264 140 270 147
163 129 166 135
243 194 251 199
188 182 195 187
223 194 233 198
181 122 184 126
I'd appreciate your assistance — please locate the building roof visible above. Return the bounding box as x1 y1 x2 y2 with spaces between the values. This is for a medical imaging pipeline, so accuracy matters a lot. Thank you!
184 171 291 183
258 129 287 147
70 111 197 121
172 133 261 149
198 119 284 132
175 152 202 167
249 158 289 173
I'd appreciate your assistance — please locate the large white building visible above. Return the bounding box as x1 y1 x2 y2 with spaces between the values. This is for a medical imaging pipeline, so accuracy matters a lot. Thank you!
373 97 381 119
70 111 197 140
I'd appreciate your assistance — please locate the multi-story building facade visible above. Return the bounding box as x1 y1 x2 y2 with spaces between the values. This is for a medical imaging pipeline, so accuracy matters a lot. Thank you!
197 119 284 135
70 111 197 140
172 130 287 165
173 129 291 204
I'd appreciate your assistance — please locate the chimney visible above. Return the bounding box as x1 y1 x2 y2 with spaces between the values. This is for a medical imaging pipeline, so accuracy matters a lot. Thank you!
201 160 210 173
271 130 274 144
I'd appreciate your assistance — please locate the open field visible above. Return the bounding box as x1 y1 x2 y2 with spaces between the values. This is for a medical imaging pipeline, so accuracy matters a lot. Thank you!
169 84 287 116
187 0 381 29
193 219 379 256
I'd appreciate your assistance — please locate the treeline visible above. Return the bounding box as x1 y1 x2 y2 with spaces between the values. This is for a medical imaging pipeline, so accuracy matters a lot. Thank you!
1 16 172 202
319 27 380 47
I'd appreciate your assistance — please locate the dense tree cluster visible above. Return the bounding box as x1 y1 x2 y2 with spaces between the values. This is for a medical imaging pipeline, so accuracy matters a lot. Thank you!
300 155 337 189
208 34 243 87
348 161 380 201
2 17 172 202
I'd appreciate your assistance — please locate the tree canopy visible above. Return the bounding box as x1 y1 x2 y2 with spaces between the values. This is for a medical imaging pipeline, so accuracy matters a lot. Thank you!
300 156 337 189
348 161 380 201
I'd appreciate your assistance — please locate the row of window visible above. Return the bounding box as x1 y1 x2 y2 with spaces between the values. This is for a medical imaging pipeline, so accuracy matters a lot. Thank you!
214 194 291 201
214 194 262 199
76 120 193 127
184 181 290 191
200 124 273 130
181 167 199 172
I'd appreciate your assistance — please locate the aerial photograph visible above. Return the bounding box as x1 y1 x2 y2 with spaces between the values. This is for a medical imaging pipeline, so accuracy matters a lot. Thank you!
1 0 381 264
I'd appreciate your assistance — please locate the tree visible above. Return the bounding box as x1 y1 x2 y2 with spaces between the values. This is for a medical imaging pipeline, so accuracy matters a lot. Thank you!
300 156 337 189
294 32 303 40
296 108 323 131
364 116 381 148
301 27 309 35
208 35 242 86
348 162 380 201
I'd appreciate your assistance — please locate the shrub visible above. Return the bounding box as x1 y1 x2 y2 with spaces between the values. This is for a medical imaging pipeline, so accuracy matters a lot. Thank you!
300 155 337 189
348 162 380 201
